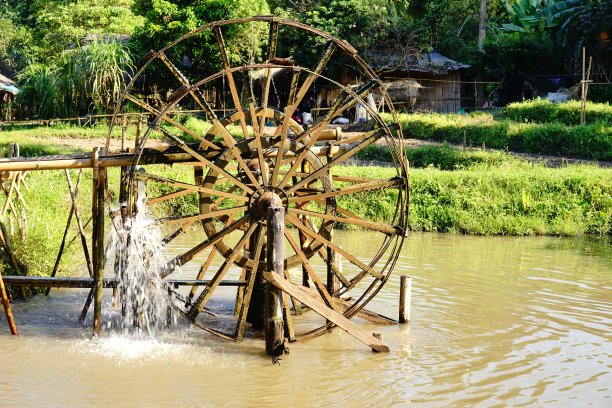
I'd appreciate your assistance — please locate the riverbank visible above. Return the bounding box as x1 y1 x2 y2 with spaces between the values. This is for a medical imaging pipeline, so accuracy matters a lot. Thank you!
6 158 609 282
0 126 609 282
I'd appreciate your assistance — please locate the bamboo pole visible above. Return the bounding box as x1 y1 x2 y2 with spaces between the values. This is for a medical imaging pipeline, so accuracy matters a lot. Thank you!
45 196 74 295
399 275 412 323
581 48 586 125
91 147 106 335
0 144 347 172
121 114 127 151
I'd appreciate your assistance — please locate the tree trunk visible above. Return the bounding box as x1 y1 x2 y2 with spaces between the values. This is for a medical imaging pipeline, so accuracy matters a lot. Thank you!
478 0 487 52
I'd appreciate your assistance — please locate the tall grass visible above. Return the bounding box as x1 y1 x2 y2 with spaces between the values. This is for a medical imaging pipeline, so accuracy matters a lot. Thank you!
16 40 133 119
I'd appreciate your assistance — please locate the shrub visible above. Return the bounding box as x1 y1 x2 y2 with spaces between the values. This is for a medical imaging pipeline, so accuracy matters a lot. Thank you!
500 99 612 125
386 112 612 160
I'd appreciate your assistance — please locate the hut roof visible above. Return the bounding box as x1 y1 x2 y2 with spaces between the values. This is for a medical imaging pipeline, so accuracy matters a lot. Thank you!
0 73 18 95
366 49 470 75
81 33 131 46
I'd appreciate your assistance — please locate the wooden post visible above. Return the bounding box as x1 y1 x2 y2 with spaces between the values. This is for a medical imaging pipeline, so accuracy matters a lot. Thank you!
9 143 19 158
326 143 340 296
135 114 143 150
91 147 106 335
265 205 285 356
399 275 412 324
121 114 127 151
0 271 18 335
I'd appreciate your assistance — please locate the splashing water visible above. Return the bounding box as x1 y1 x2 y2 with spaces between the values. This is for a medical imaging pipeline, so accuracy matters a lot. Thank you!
107 175 172 334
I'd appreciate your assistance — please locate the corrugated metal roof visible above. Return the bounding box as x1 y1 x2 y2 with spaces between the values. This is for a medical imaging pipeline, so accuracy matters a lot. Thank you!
366 50 470 75
0 73 18 94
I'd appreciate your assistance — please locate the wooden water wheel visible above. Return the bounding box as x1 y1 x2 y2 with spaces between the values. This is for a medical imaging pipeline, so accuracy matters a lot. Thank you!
108 17 408 349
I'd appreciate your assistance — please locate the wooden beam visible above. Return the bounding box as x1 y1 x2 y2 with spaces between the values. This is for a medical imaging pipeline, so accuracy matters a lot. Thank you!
1 276 247 288
262 272 389 352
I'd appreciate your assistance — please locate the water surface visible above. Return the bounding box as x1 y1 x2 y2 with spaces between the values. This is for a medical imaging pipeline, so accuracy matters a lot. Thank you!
1 232 610 407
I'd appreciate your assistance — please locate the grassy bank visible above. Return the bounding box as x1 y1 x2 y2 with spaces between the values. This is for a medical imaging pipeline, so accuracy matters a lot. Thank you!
3 161 610 282
381 100 612 161
331 164 611 236
385 112 612 161
0 126 610 281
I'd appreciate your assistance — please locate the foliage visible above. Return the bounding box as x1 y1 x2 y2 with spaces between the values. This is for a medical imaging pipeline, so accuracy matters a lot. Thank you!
498 0 611 77
16 41 134 118
132 0 270 76
16 64 58 119
405 164 611 235
30 0 144 59
501 0 553 32
481 31 564 78
0 12 35 76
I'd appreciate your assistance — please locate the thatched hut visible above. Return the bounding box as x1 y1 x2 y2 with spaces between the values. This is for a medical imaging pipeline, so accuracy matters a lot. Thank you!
366 49 470 113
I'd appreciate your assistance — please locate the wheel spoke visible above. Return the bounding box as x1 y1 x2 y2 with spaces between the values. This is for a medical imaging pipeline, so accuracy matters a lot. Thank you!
125 94 219 151
284 229 341 312
235 226 266 341
164 214 251 277
270 107 291 185
286 213 383 280
187 222 258 320
290 207 402 236
294 90 348 144
155 125 254 194
290 176 405 202
177 83 261 189
162 219 197 245
214 27 250 139
147 189 193 206
288 127 389 193
330 79 381 123
277 91 349 189
272 69 300 137
185 247 218 307
137 172 249 202
314 245 351 288
285 41 336 121
157 51 220 124
155 205 247 227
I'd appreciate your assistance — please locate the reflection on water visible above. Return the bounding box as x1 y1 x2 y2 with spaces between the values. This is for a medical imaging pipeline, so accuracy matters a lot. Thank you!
1 232 610 407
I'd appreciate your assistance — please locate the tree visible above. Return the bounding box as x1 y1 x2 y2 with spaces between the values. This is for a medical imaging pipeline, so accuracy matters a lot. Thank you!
31 0 144 59
132 0 270 66
0 14 34 76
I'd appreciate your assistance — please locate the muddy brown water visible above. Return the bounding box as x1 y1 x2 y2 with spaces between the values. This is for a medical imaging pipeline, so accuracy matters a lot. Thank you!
1 232 610 407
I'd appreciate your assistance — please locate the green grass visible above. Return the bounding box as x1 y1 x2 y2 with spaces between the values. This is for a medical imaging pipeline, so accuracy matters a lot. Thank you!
333 163 611 236
385 111 612 161
500 99 612 126
359 143 522 170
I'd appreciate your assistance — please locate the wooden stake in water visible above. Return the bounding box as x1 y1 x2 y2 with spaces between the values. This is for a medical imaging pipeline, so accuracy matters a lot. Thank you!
399 275 412 324
0 270 18 335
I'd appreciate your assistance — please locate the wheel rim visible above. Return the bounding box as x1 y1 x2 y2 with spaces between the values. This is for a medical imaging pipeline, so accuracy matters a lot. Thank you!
108 17 408 341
